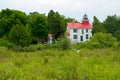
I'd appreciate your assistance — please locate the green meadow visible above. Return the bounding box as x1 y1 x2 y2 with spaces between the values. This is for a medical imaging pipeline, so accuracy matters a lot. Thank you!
0 46 120 80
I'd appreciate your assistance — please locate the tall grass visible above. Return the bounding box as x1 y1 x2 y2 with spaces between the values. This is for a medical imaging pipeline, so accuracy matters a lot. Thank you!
0 46 120 80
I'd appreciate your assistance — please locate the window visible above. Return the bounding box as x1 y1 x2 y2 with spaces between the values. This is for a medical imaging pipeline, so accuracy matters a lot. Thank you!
86 29 88 33
73 35 77 39
82 29 84 34
73 29 77 33
86 34 88 39
80 36 83 41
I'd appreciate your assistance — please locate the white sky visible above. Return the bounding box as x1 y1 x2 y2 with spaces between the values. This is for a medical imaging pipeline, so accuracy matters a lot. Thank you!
0 0 120 22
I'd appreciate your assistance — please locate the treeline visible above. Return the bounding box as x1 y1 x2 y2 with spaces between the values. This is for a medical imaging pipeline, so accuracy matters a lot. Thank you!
0 8 120 48
92 15 120 41
0 8 74 47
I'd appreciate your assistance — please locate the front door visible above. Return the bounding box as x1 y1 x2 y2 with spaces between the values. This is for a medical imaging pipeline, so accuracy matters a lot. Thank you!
80 36 83 42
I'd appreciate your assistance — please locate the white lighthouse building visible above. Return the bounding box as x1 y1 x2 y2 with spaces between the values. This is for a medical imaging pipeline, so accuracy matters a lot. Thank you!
66 14 93 43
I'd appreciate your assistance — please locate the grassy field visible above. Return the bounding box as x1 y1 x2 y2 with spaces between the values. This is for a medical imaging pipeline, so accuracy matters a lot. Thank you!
0 46 120 80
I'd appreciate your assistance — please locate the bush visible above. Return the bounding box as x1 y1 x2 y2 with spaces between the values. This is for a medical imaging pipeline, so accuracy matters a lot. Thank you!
119 41 120 47
91 32 118 48
55 37 72 50
77 32 119 49
0 37 13 48
9 24 31 47
10 44 56 52
10 44 40 52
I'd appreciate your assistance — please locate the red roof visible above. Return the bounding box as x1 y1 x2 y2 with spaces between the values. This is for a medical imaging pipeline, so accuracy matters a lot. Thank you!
67 21 93 29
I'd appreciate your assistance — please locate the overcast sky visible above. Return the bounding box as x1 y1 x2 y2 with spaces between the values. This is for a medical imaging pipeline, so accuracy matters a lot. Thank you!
0 0 120 22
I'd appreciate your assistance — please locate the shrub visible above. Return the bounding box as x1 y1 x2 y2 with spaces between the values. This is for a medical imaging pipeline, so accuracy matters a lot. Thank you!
9 24 31 47
90 32 117 47
77 32 119 49
90 32 118 48
55 37 71 50
0 37 13 48
0 46 12 59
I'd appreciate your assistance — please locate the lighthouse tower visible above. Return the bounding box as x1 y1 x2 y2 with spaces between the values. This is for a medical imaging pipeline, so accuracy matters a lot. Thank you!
82 14 89 22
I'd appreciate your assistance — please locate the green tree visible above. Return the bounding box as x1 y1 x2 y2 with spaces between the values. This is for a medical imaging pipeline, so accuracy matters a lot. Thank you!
54 12 66 39
48 10 66 39
114 30 120 41
92 16 106 34
28 12 48 43
103 15 120 34
65 17 78 22
60 15 67 36
65 17 74 22
0 8 27 38
47 10 55 34
9 24 31 46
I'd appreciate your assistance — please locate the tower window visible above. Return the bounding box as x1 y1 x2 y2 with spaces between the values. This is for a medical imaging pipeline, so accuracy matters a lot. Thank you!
83 14 88 21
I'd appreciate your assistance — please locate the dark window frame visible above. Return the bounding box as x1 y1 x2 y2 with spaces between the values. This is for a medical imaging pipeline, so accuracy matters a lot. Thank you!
73 29 77 33
86 29 88 33
73 35 77 39
80 36 83 41
82 29 84 34
86 34 89 39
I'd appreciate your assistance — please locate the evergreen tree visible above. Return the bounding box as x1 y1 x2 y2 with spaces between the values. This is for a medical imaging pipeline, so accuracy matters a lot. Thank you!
114 30 120 41
103 15 120 41
103 15 119 34
65 17 75 22
47 10 55 34
92 16 106 34
48 10 66 39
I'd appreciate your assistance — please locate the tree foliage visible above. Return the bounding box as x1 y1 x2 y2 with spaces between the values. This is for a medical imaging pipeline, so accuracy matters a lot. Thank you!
77 32 118 49
0 8 120 48
65 17 75 22
93 15 120 41
9 24 31 47
114 29 120 41
0 8 27 38
0 8 69 47
48 10 66 39
92 16 106 34
103 15 120 37
28 12 48 43
90 32 118 48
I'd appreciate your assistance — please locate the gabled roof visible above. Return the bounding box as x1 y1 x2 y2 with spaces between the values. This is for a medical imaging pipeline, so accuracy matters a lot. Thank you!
67 21 93 29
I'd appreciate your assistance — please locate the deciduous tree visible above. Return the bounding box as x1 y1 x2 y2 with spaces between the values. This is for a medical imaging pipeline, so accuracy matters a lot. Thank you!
28 12 48 43
0 8 27 38
9 24 31 46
